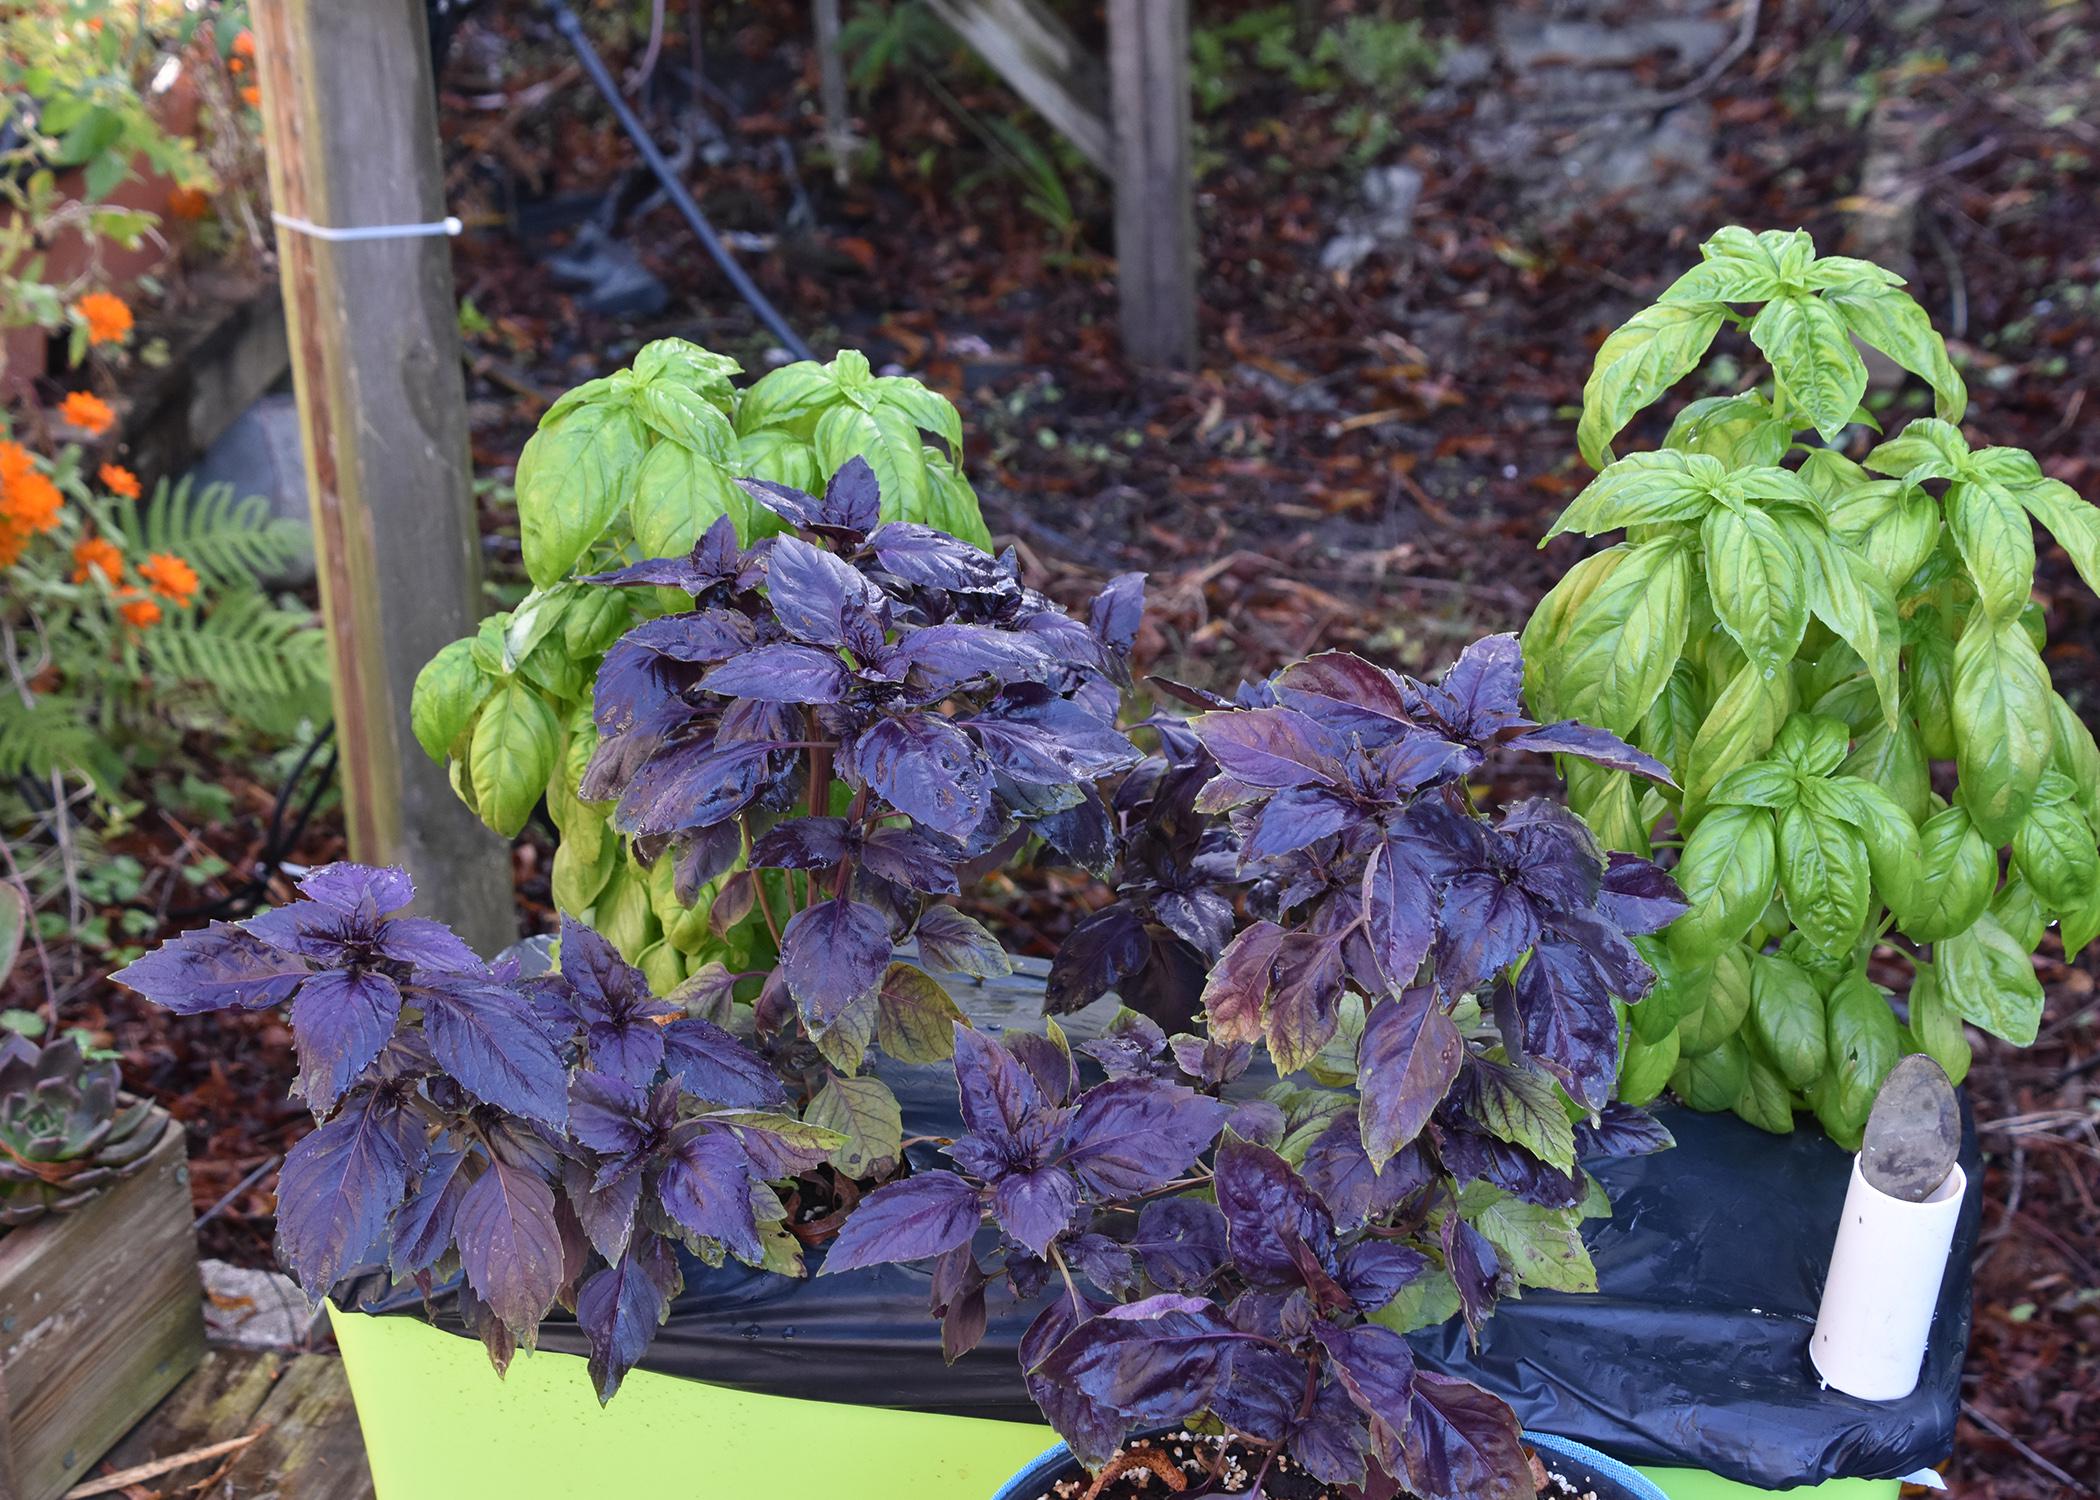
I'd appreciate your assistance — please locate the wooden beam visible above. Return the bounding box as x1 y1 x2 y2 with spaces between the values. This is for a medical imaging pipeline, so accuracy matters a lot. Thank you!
1107 0 1197 366
924 0 1113 175
812 0 854 185
251 0 516 954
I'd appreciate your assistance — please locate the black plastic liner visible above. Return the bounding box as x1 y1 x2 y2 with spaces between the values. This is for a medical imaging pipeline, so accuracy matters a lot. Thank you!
350 960 1978 1490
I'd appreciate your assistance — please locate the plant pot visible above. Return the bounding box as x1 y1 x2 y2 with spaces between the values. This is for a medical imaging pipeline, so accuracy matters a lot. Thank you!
0 1107 204 1500
328 1301 1057 1500
989 1430 1672 1500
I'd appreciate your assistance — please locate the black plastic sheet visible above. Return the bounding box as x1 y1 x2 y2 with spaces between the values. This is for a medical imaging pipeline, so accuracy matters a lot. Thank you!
351 958 1977 1489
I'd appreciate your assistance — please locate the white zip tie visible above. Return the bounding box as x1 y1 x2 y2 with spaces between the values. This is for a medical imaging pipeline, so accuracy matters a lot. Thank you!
271 211 463 242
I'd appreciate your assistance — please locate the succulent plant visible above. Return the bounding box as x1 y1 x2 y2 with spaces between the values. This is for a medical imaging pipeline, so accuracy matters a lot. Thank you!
0 1033 168 1228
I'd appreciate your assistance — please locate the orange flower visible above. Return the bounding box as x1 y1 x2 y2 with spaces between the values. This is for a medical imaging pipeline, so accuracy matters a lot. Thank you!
0 531 24 570
241 85 260 108
72 536 124 585
233 29 256 57
0 442 64 535
166 185 210 221
118 590 162 628
74 292 133 346
139 552 200 606
60 391 114 435
99 463 141 499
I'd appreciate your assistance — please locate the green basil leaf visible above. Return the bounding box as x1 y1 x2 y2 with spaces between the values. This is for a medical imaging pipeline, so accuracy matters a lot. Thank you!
1777 801 1872 956
469 681 560 838
1702 504 1809 668
631 440 749 560
1824 478 1942 596
1543 451 1725 540
1825 969 1901 1122
1799 254 1906 291
873 963 967 1065
562 586 635 661
1951 612 2056 845
1749 950 1827 1088
924 452 994 549
815 402 933 521
807 1074 905 1177
2047 693 2100 828
409 636 491 764
515 402 647 587
1468 1060 1576 1171
1659 226 1790 304
632 338 741 412
1577 301 1728 469
1749 293 1868 442
1619 1026 1679 1106
1685 660 1794 812
1908 627 1957 760
1905 962 1971 1086
1662 392 1790 467
735 359 841 439
871 375 966 463
635 382 739 462
1734 1045 1798 1135
1967 446 2044 486
1822 282 1967 423
1826 776 1922 914
2057 870 2100 963
1467 1193 1597 1294
2015 475 2100 601
1992 871 2048 954
1864 417 1970 484
1564 762 1651 860
1638 664 1704 773
596 863 658 966
1946 478 2037 623
540 374 621 429
1792 527 1901 727
1672 1033 1748 1112
1628 936 1693 1043
1522 535 1692 733
1680 944 1752 1055
1934 911 2044 1046
1667 807 1777 965
2011 772 2099 912
1886 805 1992 943
1840 710 1931 824
1708 759 1801 810
1772 714 1850 777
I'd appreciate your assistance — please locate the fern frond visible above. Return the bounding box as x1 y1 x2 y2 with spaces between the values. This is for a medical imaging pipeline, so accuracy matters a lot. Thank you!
0 693 122 789
140 591 331 732
112 476 310 589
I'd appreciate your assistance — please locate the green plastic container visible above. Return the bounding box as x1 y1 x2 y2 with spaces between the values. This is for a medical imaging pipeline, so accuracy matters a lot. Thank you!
329 1306 1902 1500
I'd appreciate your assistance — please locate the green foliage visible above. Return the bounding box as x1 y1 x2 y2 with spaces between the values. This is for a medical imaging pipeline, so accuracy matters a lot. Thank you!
415 340 992 988
1526 226 2099 1146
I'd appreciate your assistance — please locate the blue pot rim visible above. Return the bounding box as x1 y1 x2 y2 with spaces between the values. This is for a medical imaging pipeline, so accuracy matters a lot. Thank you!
989 1429 1668 1500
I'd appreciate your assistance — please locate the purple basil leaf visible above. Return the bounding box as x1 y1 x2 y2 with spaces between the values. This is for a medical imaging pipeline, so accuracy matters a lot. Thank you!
114 920 309 1014
1302 1114 1434 1230
1503 799 1606 909
950 1022 1046 1143
1427 633 1527 741
990 1165 1080 1256
1020 1291 1121 1467
1130 1196 1228 1289
820 454 881 532
964 695 1137 784
1226 1098 1287 1146
1369 731 1480 796
373 917 483 973
576 1238 683 1404
568 1070 650 1159
1357 988 1464 1167
1089 572 1146 654
1512 935 1621 1110
1210 1342 1305 1443
1401 1370 1531 1500
1063 1077 1227 1195
852 714 992 839
1437 1121 1585 1209
390 1145 469 1277
1200 920 1285 1045
1005 1028 1079 1107
614 735 780 839
1045 903 1150 1014
931 1244 992 1362
660 1018 788 1108
274 1086 426 1298
1362 836 1437 994
1146 675 1235 711
290 968 403 1111
655 1120 763 1262
868 522 1011 593
674 822 745 903
410 975 570 1127
1513 719 1676 785
1265 930 1349 1074
1272 651 1415 739
779 897 891 1034
587 1013 667 1088
894 623 1054 692
564 1157 643 1264
765 535 887 648
820 1170 985 1273
1187 706 1347 789
748 817 852 871
1313 1320 1418 1469
736 475 825 528
1245 786 1357 860
860 825 964 893
1441 1212 1502 1342
1291 1376 1374 1488
1596 853 1690 935
454 1150 567 1338
1214 1137 1338 1291
1029 1296 1242 1469
1338 1240 1430 1311
1169 1032 1253 1088
1433 874 1540 998
1066 1232 1139 1298
298 862 416 916
1575 1101 1675 1159
701 643 851 704
913 905 1010 979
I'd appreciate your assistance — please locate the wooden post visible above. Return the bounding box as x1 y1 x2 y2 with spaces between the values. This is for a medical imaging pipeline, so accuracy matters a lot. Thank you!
812 0 854 185
1107 0 1197 367
250 0 516 954
924 0 1113 175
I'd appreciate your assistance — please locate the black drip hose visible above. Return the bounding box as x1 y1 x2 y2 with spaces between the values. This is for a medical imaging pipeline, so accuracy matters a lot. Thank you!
161 723 339 922
543 0 817 364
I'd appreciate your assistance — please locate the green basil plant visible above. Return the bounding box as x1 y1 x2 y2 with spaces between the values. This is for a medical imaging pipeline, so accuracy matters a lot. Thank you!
409 341 993 992
1523 226 2100 1146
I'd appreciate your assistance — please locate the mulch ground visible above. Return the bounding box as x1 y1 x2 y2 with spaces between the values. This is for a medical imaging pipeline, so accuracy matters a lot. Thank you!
7 2 2094 1494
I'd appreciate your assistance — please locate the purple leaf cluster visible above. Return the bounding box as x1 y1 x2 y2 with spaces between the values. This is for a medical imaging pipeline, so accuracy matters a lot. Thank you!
116 867 814 1402
581 458 1141 1063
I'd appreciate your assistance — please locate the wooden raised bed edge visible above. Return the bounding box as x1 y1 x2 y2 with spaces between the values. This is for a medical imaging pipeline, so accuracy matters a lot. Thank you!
0 1110 205 1500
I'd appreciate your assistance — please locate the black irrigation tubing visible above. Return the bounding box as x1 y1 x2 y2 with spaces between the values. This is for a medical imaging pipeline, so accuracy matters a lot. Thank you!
543 0 818 364
160 722 339 923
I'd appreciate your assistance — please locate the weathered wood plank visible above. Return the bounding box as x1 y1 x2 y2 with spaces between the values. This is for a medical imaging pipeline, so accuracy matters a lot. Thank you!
924 0 1113 174
214 1354 375 1500
90 1349 283 1480
1107 0 1197 367
0 1120 205 1500
250 0 516 955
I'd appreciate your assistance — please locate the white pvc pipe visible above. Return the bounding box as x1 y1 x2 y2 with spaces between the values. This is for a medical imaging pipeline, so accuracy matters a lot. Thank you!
1810 1157 1965 1401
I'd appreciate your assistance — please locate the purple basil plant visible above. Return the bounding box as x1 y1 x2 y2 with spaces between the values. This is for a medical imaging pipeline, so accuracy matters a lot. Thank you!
825 635 1690 1499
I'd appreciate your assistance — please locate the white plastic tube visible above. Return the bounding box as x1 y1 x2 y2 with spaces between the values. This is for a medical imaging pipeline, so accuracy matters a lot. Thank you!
1810 1157 1965 1401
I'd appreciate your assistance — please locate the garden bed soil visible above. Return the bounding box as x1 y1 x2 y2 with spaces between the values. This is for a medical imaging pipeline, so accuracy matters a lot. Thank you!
1011 1432 1610 1500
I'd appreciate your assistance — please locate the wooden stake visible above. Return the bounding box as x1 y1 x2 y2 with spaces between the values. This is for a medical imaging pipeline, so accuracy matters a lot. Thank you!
812 0 854 185
1107 0 1197 367
250 0 516 953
